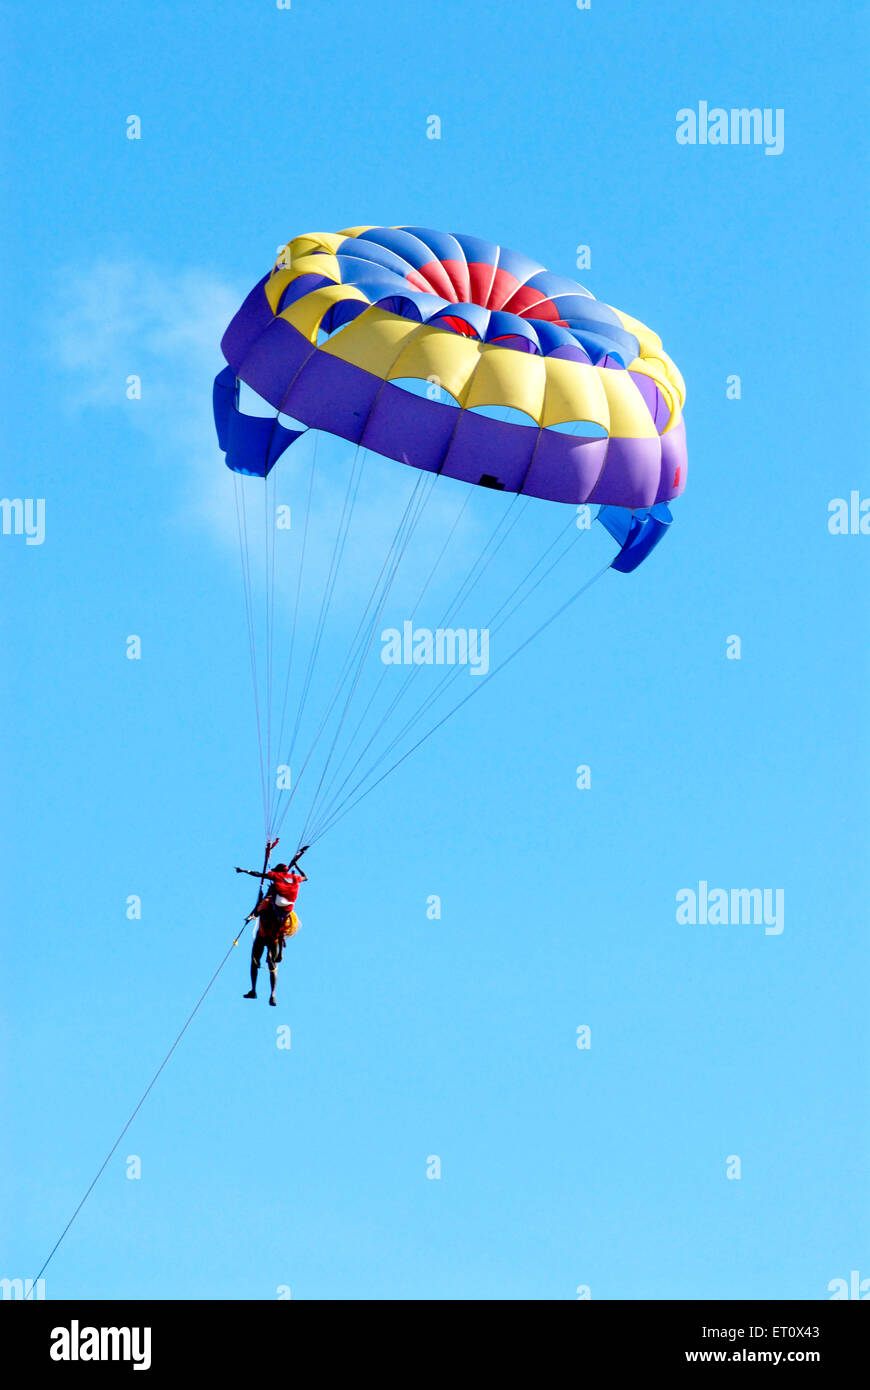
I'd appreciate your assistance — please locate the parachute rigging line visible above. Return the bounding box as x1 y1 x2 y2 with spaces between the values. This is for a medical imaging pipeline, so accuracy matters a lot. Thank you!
300 483 478 830
268 429 319 831
233 471 269 832
236 435 370 841
307 558 612 846
284 441 368 774
303 510 587 844
299 489 531 841
274 464 439 839
287 470 437 837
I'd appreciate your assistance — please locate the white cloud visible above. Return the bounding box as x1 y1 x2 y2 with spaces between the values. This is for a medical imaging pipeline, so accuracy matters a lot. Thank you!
53 258 243 544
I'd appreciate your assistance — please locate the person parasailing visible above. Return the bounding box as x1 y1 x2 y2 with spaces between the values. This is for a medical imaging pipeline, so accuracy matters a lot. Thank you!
235 847 309 1006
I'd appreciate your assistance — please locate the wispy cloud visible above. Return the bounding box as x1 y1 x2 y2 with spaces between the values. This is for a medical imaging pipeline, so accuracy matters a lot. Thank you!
53 258 243 542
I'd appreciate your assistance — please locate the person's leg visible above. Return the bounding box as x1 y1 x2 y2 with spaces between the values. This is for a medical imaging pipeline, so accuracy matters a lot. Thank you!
267 939 279 1006
245 934 264 998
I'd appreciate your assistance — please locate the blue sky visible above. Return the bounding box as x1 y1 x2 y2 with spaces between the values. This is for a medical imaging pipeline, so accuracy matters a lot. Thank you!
2 0 867 1300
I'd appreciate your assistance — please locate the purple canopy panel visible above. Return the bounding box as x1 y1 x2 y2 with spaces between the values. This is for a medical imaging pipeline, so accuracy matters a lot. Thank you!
442 410 538 491
521 428 608 504
285 348 381 445
221 278 273 366
588 435 663 509
655 417 688 503
234 318 314 411
362 381 461 474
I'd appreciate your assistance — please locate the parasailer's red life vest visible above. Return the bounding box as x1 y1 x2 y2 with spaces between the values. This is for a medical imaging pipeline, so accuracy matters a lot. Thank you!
254 871 302 941
266 869 303 909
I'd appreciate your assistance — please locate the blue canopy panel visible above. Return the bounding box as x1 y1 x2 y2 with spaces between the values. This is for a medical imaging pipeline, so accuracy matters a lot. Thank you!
336 240 422 278
354 226 441 269
597 503 673 573
402 227 466 265
213 367 305 478
449 232 503 269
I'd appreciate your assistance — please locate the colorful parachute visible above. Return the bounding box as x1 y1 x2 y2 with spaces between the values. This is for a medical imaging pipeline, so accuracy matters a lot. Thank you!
214 227 687 845
216 225 686 568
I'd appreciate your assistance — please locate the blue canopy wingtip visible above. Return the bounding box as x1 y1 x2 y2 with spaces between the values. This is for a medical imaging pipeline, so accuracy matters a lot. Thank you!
213 367 305 478
597 502 674 573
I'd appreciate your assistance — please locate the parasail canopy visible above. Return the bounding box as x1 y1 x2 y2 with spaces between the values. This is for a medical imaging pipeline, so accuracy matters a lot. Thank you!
216 225 686 510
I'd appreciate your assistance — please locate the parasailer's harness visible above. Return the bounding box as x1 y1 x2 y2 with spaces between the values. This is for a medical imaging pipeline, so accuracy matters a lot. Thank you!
235 835 280 930
235 841 309 930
